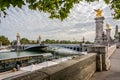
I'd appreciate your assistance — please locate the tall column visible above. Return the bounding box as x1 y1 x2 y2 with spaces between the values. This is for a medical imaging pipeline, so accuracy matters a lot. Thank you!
0 41 2 47
38 35 41 44
16 33 21 50
115 25 118 37
114 25 119 40
94 17 105 44
106 29 111 42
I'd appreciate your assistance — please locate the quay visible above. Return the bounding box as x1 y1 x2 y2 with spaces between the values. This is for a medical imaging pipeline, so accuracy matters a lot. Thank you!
0 53 53 72
0 56 73 80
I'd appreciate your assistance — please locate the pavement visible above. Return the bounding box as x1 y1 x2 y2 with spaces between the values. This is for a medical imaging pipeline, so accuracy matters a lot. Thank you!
0 70 28 80
94 48 120 80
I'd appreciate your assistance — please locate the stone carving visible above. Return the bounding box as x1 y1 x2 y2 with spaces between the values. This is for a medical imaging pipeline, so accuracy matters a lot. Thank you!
106 24 110 29
17 33 20 37
94 9 102 17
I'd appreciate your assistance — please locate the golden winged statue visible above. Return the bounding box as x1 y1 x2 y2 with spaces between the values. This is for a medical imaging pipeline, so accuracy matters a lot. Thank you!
106 24 110 29
94 9 102 17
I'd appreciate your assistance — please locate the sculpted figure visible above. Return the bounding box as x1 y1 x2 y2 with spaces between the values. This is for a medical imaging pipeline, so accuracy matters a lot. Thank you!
17 33 20 36
106 24 110 29
94 9 102 17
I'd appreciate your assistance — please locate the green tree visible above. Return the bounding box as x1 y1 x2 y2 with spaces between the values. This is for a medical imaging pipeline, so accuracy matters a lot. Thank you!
85 41 93 44
0 0 120 20
20 38 30 44
45 39 51 44
0 35 10 45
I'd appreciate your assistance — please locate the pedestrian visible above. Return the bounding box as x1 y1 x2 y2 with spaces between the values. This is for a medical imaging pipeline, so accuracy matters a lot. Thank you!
16 64 20 71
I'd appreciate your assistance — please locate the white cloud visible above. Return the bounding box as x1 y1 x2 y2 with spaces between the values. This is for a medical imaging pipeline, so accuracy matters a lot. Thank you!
0 0 120 42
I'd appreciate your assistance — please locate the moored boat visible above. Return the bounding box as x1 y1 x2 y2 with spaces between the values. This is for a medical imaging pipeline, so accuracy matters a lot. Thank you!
0 49 11 53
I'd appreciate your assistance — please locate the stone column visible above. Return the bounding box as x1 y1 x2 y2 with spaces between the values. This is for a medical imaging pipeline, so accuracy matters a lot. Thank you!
106 28 111 42
38 35 41 44
0 41 2 47
114 25 119 42
94 17 105 44
115 25 119 38
16 33 21 51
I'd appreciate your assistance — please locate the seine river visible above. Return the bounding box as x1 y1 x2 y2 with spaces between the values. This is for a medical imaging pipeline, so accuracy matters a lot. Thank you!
0 51 48 60
0 47 78 60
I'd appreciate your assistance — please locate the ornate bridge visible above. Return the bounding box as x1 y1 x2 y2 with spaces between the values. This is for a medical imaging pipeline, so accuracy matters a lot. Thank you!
23 44 82 51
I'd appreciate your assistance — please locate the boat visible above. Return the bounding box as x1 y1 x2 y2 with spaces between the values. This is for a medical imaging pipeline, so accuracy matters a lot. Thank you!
0 49 11 53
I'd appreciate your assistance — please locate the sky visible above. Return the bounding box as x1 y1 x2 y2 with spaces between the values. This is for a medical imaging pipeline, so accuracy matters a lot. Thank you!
0 0 120 42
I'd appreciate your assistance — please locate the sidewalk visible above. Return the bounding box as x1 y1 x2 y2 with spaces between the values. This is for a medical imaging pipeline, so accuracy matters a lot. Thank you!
0 70 28 80
94 49 120 80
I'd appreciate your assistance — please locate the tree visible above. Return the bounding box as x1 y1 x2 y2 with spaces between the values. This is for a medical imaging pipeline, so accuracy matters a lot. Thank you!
85 41 93 44
20 38 30 44
45 39 51 44
0 35 10 45
0 0 120 21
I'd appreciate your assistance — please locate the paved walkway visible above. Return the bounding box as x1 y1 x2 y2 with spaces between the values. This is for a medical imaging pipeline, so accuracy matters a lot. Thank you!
0 70 28 80
94 49 120 80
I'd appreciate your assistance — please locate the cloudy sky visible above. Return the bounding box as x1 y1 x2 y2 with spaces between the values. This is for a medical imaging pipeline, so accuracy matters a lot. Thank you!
0 0 120 42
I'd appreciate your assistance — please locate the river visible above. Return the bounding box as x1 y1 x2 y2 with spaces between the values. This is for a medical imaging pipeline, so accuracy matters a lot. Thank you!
0 51 49 60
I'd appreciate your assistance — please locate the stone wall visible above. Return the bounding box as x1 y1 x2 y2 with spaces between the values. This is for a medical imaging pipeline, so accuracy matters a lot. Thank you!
88 44 116 71
107 45 116 58
104 44 116 70
5 53 96 80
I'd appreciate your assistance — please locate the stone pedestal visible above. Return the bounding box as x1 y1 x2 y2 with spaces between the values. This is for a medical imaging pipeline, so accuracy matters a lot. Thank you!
94 17 105 45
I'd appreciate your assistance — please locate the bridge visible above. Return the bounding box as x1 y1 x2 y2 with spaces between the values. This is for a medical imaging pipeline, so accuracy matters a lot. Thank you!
22 44 84 51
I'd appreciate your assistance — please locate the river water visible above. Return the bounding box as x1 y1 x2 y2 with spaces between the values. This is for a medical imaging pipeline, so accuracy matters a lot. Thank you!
0 46 79 60
0 51 49 60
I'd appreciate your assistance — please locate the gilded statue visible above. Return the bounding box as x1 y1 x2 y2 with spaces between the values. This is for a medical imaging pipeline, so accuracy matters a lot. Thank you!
106 24 110 29
94 9 102 17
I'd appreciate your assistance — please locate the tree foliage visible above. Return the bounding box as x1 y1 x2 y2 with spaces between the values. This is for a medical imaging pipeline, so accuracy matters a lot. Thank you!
0 0 120 20
0 35 10 45
44 39 81 44
20 38 30 44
